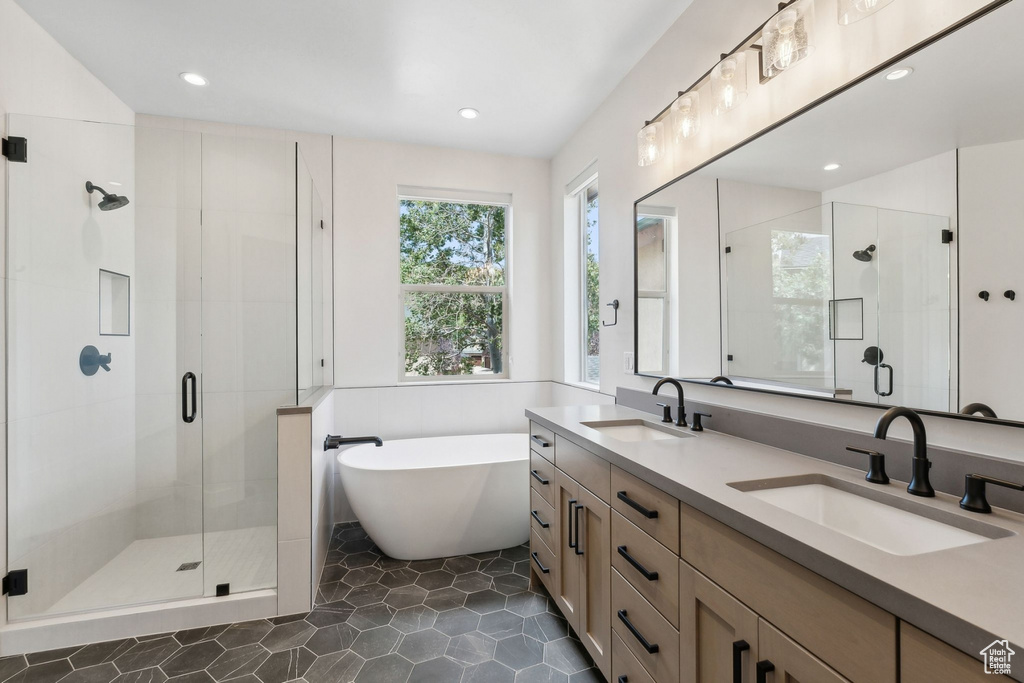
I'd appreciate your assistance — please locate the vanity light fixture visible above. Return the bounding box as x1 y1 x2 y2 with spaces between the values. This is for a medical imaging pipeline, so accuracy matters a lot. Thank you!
763 0 816 76
179 72 209 86
458 108 479 119
711 52 748 114
670 90 701 141
823 163 841 171
885 66 914 81
637 121 665 167
838 0 896 25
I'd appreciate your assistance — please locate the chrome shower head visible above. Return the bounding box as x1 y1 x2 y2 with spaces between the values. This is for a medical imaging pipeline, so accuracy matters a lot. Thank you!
86 181 130 211
853 244 876 262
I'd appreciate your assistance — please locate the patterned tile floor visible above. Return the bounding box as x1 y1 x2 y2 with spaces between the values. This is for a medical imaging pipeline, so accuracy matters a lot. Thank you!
0 523 603 683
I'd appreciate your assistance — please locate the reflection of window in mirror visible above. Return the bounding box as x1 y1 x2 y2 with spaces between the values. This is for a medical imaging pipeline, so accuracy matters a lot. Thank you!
579 180 600 385
636 211 671 375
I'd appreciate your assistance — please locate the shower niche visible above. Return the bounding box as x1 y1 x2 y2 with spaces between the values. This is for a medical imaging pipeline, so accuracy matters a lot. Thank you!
4 113 331 622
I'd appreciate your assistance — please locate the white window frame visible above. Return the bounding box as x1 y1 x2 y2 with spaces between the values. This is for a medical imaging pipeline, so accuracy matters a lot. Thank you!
397 189 512 383
579 179 600 386
636 207 673 376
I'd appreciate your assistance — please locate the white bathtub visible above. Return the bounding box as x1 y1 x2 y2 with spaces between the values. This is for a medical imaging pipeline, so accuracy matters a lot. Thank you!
337 433 529 560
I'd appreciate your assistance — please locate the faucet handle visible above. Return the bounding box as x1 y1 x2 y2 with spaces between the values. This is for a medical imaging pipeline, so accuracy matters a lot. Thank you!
691 412 711 432
846 446 890 485
656 403 673 424
960 474 1024 514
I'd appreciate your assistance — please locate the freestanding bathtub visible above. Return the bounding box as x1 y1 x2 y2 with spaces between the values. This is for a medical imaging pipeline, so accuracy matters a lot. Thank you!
337 433 529 560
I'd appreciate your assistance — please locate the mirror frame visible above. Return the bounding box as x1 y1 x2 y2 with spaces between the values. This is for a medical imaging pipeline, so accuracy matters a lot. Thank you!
632 0 1024 430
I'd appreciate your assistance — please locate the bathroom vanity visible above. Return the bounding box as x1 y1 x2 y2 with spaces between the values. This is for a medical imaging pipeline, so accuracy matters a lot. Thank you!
527 405 1021 682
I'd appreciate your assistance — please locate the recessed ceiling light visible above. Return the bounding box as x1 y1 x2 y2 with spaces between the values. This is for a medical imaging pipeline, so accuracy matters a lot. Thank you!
458 108 479 120
180 72 209 86
885 67 913 81
823 163 841 171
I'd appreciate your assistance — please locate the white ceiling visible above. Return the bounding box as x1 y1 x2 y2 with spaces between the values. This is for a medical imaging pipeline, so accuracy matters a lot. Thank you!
15 0 692 157
700 0 1024 191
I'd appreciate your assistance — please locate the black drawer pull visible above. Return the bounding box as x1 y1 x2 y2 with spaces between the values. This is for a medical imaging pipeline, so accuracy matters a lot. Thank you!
756 660 775 683
530 434 551 448
574 502 584 556
530 552 550 574
617 491 658 519
530 510 549 528
618 677 628 683
567 500 578 550
617 546 658 581
531 469 549 485
733 640 750 683
617 610 659 654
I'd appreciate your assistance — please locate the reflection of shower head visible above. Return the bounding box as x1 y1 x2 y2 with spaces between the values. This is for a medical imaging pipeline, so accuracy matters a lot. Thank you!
86 181 130 211
853 244 876 262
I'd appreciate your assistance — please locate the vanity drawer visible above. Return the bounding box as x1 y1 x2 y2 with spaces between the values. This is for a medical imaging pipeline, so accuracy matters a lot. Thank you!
680 504 897 683
529 421 555 462
612 569 680 683
611 511 679 628
611 465 679 553
611 631 656 683
556 436 610 503
530 488 557 551
529 528 556 596
530 451 555 508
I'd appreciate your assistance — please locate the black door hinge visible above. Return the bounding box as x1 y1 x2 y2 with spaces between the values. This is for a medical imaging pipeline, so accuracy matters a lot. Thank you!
216 583 230 597
3 570 28 596
2 137 27 163
941 229 954 244
725 246 732 254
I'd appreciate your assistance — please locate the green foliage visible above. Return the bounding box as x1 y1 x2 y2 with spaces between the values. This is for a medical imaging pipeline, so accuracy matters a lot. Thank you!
400 200 506 376
771 230 830 373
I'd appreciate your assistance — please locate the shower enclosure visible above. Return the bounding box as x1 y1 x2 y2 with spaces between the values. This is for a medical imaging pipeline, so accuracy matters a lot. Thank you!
724 201 952 410
5 114 328 621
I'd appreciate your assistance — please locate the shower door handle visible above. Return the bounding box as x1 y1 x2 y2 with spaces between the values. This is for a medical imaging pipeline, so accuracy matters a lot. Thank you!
874 363 894 397
182 372 197 423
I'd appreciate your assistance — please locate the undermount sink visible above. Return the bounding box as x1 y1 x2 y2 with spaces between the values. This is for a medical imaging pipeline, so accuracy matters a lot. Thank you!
580 419 693 442
730 475 1012 556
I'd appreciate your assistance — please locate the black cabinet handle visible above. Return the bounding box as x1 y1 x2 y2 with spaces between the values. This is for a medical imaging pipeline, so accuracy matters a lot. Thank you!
617 491 658 519
756 660 775 683
182 372 197 424
530 470 549 485
617 546 658 581
733 640 750 683
617 610 659 654
530 552 550 574
567 500 578 550
618 677 628 683
574 502 584 556
530 435 551 448
530 510 549 528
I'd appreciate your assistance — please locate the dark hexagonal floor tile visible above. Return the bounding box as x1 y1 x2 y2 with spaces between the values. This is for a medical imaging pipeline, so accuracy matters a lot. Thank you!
259 620 315 653
523 613 568 643
477 610 524 640
500 545 530 562
114 638 181 673
163 671 213 683
543 637 592 674
396 628 450 664
348 603 397 631
492 573 530 595
433 608 480 636
390 605 438 634
480 558 515 576
304 651 364 683
415 570 455 591
254 647 315 683
344 583 390 608
341 539 377 554
111 666 168 683
568 668 603 682
69 641 134 669
353 654 413 683
161 641 225 677
350 626 401 660
0 657 27 683
493 634 543 670
407 657 463 683
461 659 515 683
445 632 496 666
384 584 428 609
319 563 349 585
318 581 352 604
407 558 445 573
376 556 410 570
342 566 384 587
423 587 467 611
442 556 479 574
464 589 506 614
206 643 269 681
56 663 119 683
306 623 359 655
336 525 368 542
26 647 81 665
469 550 501 561
513 560 531 577
452 572 491 593
174 624 228 646
306 602 355 628
379 567 419 589
344 552 382 569
506 592 549 617
515 663 568 682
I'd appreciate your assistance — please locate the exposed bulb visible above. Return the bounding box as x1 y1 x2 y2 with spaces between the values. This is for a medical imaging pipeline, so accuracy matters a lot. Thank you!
775 11 798 70
711 51 747 114
636 122 664 166
670 92 701 142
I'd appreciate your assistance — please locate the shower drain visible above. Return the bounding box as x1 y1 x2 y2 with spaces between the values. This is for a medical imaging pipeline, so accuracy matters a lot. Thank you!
177 562 202 571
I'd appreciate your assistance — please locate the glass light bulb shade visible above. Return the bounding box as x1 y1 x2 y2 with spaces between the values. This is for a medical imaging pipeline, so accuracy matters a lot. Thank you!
711 51 748 115
838 0 895 24
670 91 701 142
764 0 815 73
637 122 665 167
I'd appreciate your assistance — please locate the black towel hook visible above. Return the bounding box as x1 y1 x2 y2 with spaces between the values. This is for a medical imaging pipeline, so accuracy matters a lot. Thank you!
602 300 619 327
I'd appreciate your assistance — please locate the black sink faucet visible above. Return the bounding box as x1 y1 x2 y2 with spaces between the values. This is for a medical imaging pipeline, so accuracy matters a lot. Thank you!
872 406 934 497
652 377 687 428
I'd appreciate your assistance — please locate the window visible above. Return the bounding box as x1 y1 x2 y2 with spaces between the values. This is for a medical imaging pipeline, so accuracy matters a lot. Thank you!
580 181 600 384
636 213 669 375
400 196 508 380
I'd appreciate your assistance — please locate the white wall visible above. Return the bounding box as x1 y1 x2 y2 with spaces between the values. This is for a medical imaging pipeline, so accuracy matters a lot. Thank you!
549 0 1024 459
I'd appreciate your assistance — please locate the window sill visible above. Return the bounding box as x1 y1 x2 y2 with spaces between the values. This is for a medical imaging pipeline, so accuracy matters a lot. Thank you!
397 377 513 387
559 380 602 392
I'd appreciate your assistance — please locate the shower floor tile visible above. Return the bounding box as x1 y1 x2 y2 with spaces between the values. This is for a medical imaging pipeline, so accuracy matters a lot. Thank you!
47 526 277 615
1 523 602 683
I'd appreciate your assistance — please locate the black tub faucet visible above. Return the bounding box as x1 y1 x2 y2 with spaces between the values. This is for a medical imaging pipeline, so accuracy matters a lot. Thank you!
960 402 998 418
652 377 687 428
872 406 934 497
324 435 383 451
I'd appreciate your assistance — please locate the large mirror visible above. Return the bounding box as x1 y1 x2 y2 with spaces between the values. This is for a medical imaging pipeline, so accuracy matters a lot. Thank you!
635 0 1024 424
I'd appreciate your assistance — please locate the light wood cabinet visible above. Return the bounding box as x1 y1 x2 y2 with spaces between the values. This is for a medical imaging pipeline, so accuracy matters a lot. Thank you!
757 619 849 682
901 623 1011 682
612 510 679 627
529 421 555 462
577 484 612 676
553 468 581 629
529 450 555 508
556 436 611 502
679 561 759 683
612 465 680 553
